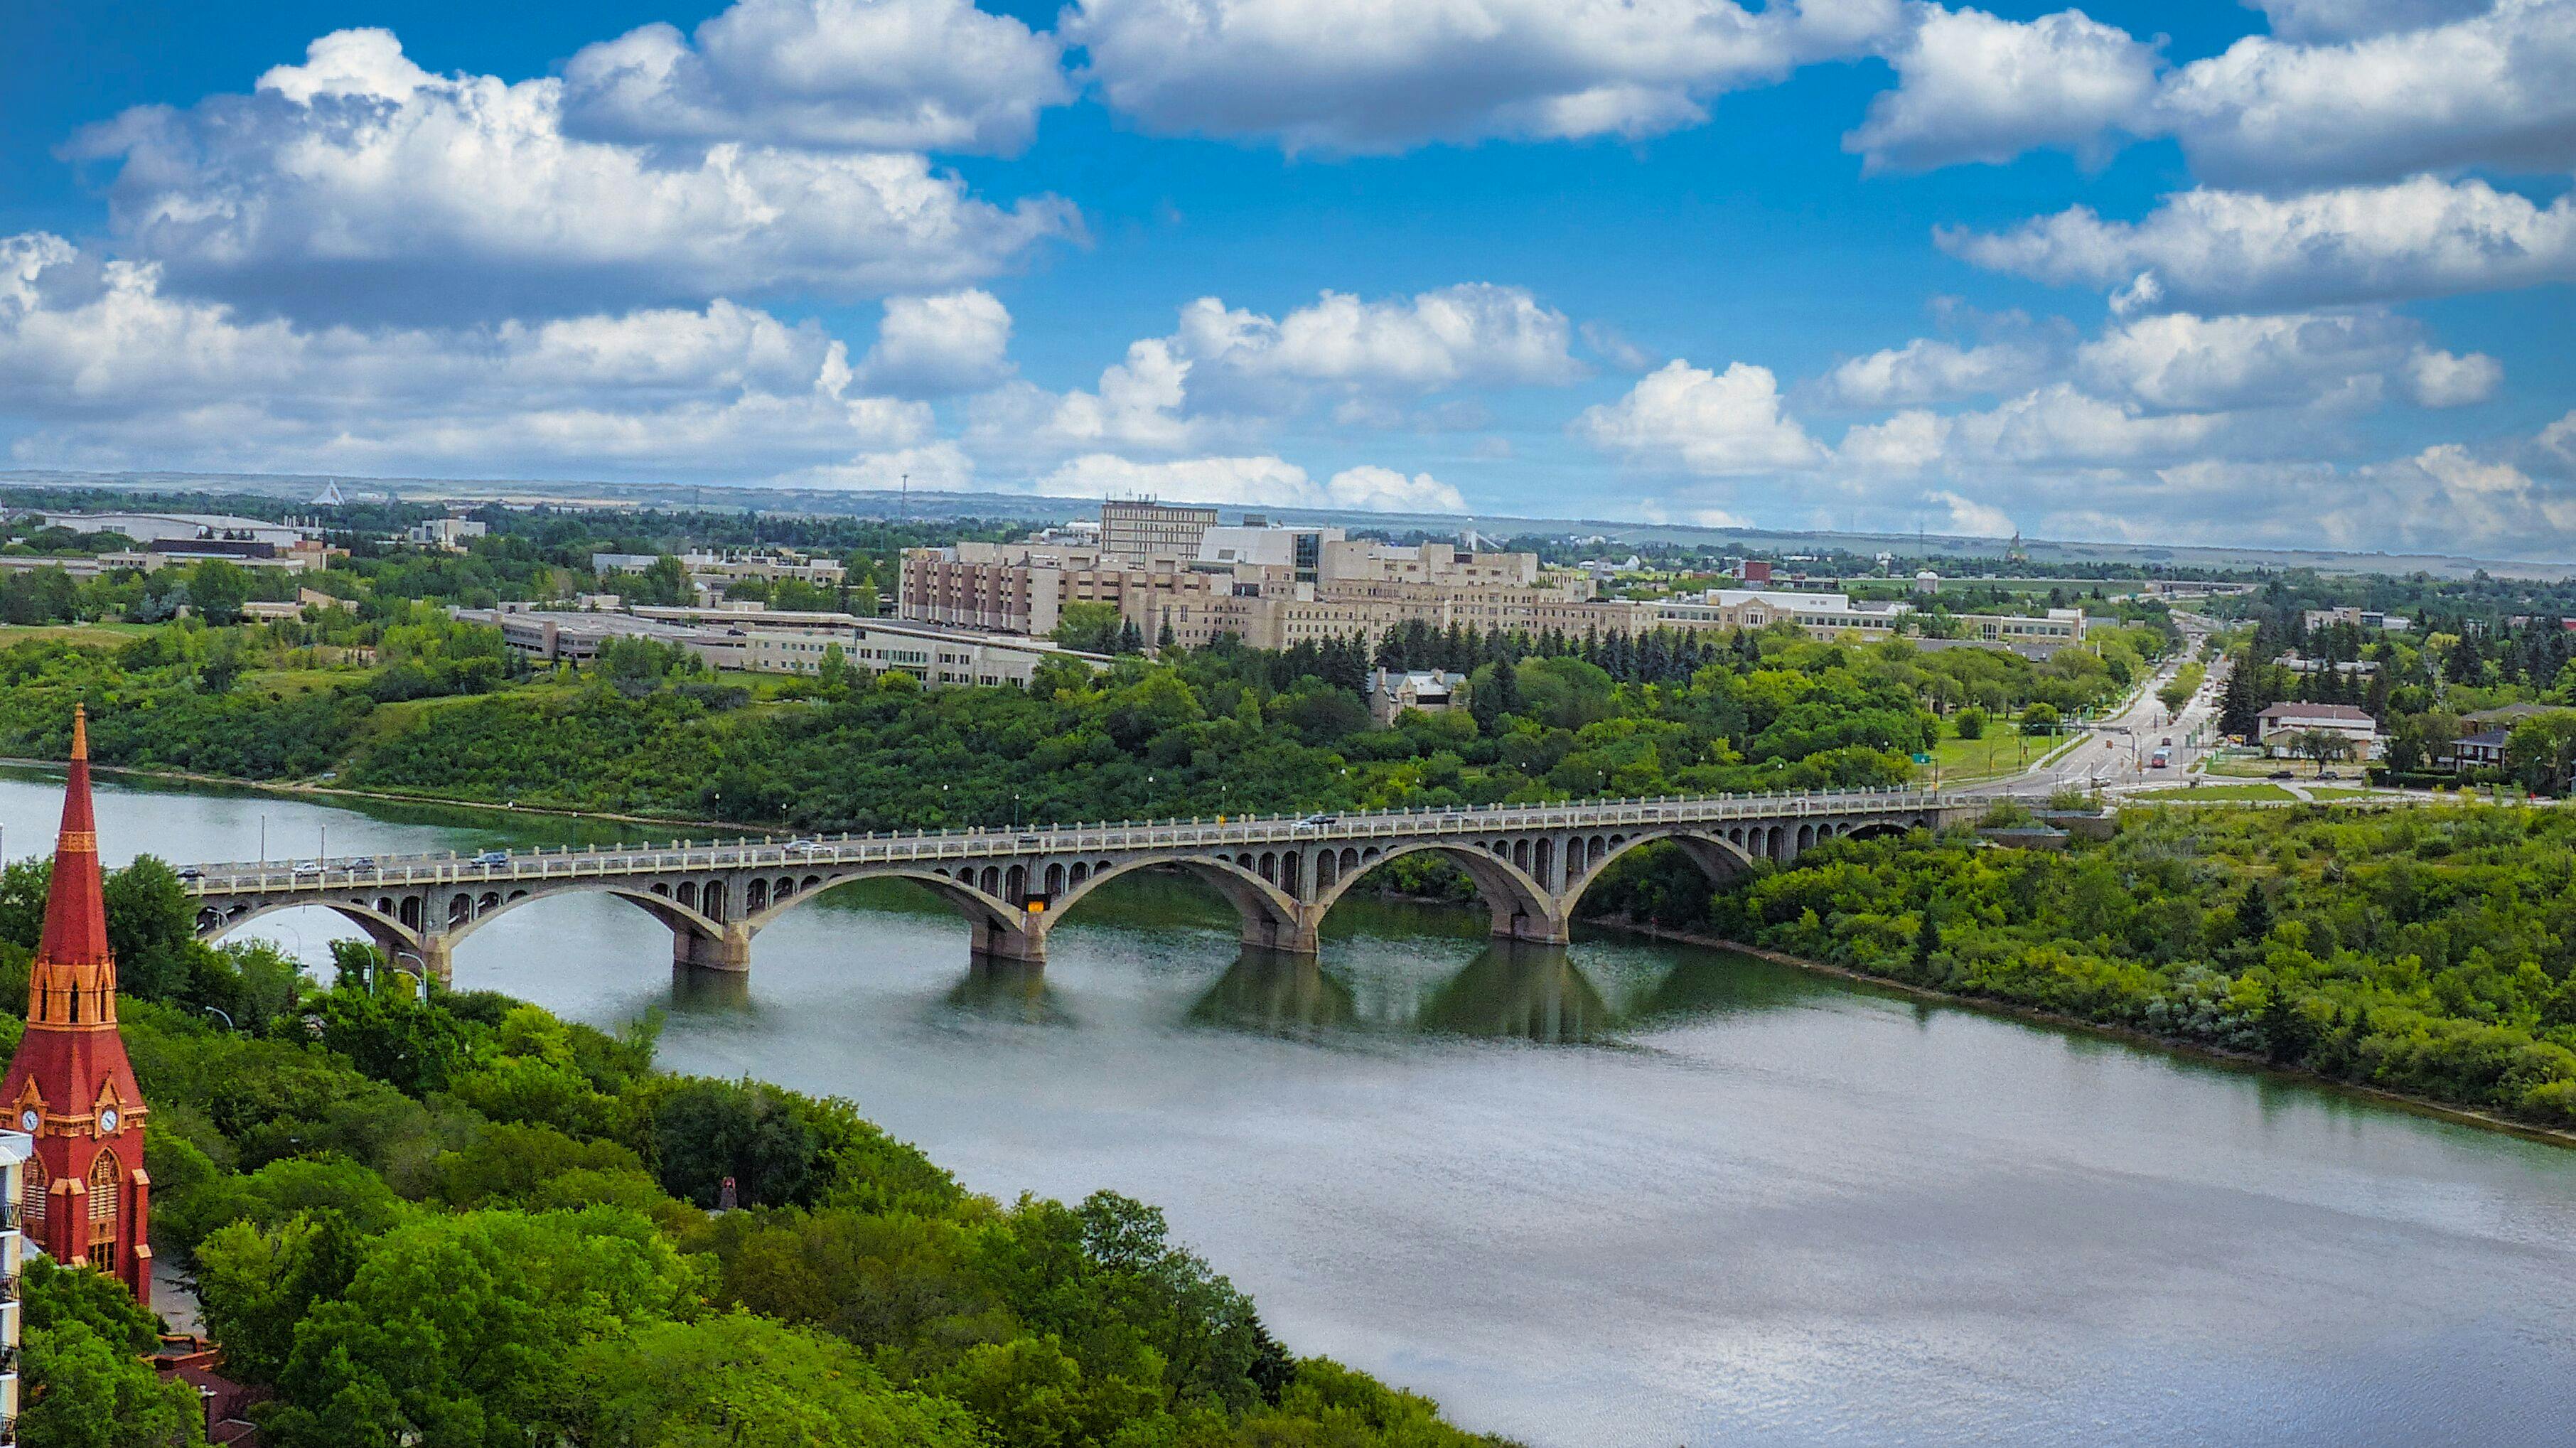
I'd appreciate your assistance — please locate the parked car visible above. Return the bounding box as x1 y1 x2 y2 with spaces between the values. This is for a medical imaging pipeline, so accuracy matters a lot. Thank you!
2268 770 2294 780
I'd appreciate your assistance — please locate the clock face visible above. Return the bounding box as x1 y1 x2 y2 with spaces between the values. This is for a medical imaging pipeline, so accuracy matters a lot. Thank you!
97 1108 117 1133
17 1109 36 1132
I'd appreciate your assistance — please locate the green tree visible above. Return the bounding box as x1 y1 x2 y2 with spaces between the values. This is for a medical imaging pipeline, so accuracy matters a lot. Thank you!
18 1322 208 1448
2019 702 2060 736
562 1314 980 1448
188 559 252 627
1953 706 1987 741
264 1208 702 1448
649 1079 818 1208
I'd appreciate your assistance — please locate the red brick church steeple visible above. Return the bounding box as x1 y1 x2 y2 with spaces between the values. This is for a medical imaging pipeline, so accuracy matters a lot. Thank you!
3 706 151 1304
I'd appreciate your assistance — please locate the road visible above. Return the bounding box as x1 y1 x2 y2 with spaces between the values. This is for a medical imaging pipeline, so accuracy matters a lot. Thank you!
1983 612 2224 798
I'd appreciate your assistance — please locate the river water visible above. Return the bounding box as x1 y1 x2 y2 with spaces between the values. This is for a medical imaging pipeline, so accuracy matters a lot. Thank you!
9 765 2576 1447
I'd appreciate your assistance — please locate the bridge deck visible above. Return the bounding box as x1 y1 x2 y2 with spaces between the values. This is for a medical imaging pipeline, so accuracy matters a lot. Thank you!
184 786 1946 893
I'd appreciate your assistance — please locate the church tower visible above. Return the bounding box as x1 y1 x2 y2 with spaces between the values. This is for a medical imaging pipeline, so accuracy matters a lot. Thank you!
2 707 151 1304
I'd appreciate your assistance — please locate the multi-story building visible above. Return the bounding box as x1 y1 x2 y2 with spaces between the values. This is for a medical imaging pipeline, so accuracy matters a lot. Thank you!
739 621 1110 688
2302 606 2412 633
0 1127 26 1432
680 549 847 590
1100 501 1218 559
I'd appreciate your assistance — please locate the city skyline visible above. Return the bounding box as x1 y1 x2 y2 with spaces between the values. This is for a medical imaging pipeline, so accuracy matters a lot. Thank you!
6 0 2573 555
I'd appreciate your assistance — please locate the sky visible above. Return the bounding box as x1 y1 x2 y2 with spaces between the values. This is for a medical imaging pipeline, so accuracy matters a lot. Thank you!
4 0 2573 556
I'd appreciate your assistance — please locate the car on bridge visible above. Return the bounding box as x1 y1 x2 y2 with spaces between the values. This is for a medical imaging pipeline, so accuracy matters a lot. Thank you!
471 849 511 867
783 837 822 853
1295 813 1341 828
292 861 323 876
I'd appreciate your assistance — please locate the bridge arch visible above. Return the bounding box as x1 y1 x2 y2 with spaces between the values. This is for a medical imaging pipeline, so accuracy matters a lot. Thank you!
1040 854 1307 953
1557 825 1762 918
1311 840 1565 946
739 864 1029 955
196 896 422 956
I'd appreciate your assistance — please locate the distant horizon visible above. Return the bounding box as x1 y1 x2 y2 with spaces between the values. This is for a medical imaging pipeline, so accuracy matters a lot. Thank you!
6 1 2570 559
9 465 2570 581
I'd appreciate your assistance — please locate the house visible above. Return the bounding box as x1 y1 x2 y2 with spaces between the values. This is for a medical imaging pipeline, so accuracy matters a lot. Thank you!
2256 702 2384 759
1368 667 1466 726
2443 728 2511 773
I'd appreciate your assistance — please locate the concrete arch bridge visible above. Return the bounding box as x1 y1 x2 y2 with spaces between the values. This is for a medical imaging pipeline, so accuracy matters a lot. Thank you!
183 788 1961 982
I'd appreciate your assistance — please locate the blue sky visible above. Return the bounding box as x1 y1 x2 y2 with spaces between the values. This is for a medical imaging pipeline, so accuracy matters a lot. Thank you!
4 0 2572 554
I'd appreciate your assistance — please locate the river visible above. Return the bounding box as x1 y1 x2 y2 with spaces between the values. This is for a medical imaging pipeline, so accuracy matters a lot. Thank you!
9 765 2576 1447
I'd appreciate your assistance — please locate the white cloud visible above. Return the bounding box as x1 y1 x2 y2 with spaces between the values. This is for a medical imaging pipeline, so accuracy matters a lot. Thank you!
1845 6 2162 171
2536 410 2576 473
1922 488 2014 535
561 0 1068 154
0 232 926 478
1576 360 1824 474
1061 0 1900 152
1034 453 1467 512
970 284 1582 463
1837 408 1953 470
2156 0 2576 187
1941 177 2576 311
1825 335 2046 406
1905 383 2231 466
1176 284 1584 398
68 28 1077 322
2404 347 2502 407
2243 0 2492 43
1579 321 1658 373
769 441 977 491
2074 310 2413 412
857 289 1014 397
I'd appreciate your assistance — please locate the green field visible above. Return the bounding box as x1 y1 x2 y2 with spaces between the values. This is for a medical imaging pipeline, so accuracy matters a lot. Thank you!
2130 783 2298 802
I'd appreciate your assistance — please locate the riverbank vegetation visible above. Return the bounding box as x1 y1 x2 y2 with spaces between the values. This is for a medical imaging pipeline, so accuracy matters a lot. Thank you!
0 861 1509 1448
1587 803 2576 1130
0 609 2163 831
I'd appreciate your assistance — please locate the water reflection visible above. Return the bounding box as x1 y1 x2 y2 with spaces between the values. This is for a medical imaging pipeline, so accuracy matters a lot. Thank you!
947 958 1075 1027
1189 949 1360 1039
669 962 753 1013
1420 941 1615 1043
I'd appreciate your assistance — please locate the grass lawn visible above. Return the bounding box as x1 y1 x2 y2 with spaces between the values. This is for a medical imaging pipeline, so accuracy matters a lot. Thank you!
0 621 153 648
2131 783 2299 802
240 667 366 697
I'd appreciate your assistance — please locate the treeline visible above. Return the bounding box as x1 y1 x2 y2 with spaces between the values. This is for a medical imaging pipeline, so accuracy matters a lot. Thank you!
0 616 2156 829
1585 805 2576 1127
0 862 1508 1448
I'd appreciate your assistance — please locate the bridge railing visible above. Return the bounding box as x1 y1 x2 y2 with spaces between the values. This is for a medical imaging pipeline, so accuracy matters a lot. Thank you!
185 785 1948 894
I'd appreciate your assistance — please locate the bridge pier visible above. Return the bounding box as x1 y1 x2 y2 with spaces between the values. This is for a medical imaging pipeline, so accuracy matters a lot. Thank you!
673 921 755 972
970 916 1048 964
1243 904 1324 958
1497 903 1572 947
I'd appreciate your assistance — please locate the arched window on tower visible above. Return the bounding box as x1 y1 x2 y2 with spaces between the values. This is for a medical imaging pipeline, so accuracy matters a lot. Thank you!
21 1154 47 1229
85 1149 119 1272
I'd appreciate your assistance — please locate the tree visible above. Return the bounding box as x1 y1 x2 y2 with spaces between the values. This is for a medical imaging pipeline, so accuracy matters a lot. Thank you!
562 1314 980 1448
2218 660 2262 739
1051 602 1120 654
2291 727 2351 773
18 1260 204 1448
1953 706 1987 741
264 1209 701 1448
188 559 252 626
2504 712 2576 795
2019 702 2061 736
649 1079 819 1208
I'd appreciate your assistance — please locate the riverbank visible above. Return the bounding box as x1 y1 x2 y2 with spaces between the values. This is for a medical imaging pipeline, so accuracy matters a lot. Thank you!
1589 913 2576 1152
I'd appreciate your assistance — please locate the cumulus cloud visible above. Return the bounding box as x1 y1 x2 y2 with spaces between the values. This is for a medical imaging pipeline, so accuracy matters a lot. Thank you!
1035 453 1467 512
857 289 1014 397
1575 360 1824 474
1061 0 1899 151
560 0 1068 154
969 284 1582 463
2243 0 2493 42
1825 335 2047 406
2155 0 2576 188
2073 310 2422 412
1845 6 2162 172
2404 347 2503 407
0 231 925 478
1941 177 2576 311
68 28 1076 322
1922 488 2015 535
